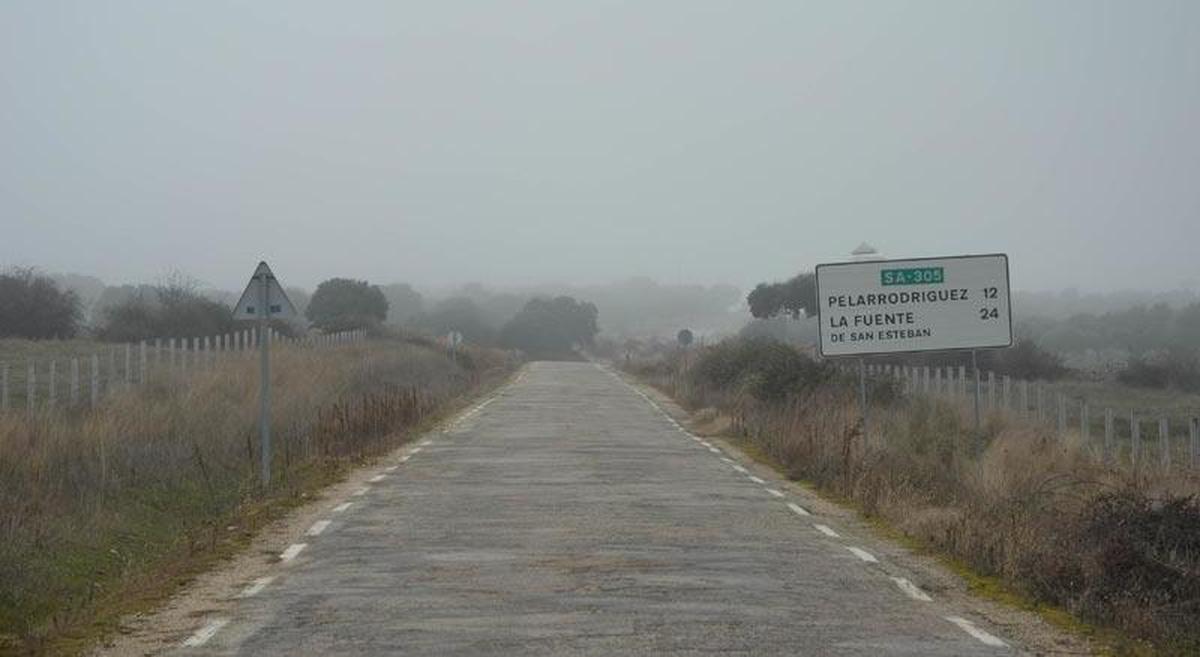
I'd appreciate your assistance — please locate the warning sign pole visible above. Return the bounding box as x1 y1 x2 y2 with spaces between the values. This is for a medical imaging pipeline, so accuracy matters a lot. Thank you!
259 269 271 488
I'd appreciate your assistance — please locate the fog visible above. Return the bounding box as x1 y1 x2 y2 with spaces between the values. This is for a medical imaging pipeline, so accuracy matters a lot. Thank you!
3 2 1198 294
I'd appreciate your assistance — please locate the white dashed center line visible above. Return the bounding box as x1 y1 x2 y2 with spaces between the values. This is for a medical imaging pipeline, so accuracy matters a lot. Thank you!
238 576 274 598
306 520 331 536
787 502 811 516
182 619 229 647
945 616 1007 647
891 577 932 602
813 523 839 537
280 543 307 563
846 546 878 563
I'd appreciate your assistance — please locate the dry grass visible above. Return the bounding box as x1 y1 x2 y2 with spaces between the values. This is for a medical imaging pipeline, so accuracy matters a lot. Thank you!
630 342 1200 655
0 338 514 654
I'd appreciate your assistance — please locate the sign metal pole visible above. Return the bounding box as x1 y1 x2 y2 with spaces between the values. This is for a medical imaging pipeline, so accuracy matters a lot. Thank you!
858 357 868 439
259 271 271 488
972 349 981 437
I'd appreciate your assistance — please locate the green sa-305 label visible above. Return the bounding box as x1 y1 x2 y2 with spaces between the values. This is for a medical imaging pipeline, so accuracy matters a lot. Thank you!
880 267 944 286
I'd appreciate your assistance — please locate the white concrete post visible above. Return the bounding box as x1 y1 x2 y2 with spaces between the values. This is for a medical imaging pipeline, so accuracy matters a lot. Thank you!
90 354 99 407
1131 413 1140 467
140 341 147 383
1160 417 1170 470
27 361 35 414
48 360 56 408
70 358 79 406
1104 408 1114 463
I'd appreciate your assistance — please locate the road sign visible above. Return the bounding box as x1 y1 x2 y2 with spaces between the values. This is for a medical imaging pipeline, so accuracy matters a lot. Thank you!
448 331 463 347
231 260 296 488
815 254 1012 357
233 262 298 321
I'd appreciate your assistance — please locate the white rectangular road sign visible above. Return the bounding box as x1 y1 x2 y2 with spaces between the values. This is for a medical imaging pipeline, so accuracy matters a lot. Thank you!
815 254 1012 357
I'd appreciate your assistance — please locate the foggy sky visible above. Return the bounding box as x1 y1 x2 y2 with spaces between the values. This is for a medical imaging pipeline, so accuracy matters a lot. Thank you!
3 1 1198 294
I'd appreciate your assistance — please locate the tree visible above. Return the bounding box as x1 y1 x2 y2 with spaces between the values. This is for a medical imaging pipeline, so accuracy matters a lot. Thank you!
0 268 82 338
96 277 235 342
413 297 496 345
747 272 817 320
380 283 424 325
305 278 388 332
500 296 599 357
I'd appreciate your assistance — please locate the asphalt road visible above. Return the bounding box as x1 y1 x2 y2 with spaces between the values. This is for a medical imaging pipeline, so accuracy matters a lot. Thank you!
174 361 1016 656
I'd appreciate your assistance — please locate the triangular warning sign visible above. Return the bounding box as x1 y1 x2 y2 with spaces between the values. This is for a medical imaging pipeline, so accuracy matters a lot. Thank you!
233 261 298 320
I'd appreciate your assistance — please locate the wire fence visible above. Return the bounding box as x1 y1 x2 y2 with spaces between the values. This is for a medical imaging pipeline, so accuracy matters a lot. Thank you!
859 363 1200 472
0 328 366 415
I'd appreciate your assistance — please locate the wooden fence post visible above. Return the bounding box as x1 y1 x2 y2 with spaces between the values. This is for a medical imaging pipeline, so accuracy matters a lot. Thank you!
1057 394 1066 434
109 347 117 393
1 362 7 412
1080 402 1089 445
1036 384 1044 422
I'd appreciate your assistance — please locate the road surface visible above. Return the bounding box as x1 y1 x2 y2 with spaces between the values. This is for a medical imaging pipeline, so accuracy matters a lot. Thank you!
173 361 1016 656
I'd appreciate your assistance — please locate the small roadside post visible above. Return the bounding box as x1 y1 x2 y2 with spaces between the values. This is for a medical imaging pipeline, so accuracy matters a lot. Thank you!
232 261 299 488
446 330 463 365
815 253 1013 448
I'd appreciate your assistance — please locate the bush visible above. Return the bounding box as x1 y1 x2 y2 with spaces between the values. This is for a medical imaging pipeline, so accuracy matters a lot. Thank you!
691 337 834 402
0 268 81 339
306 278 388 332
499 296 598 359
96 281 235 342
1117 349 1200 391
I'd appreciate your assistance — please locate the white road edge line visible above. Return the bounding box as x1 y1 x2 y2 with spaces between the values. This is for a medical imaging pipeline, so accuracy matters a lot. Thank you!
306 520 331 536
399 455 411 462
847 546 878 563
765 488 785 498
332 502 353 513
384 465 398 472
813 523 839 537
419 439 433 446
238 576 274 599
787 502 811 516
748 475 766 484
280 543 307 563
410 447 423 454
368 474 387 483
708 447 721 454
351 487 369 497
945 616 1007 647
182 618 229 647
731 464 748 473
891 577 933 602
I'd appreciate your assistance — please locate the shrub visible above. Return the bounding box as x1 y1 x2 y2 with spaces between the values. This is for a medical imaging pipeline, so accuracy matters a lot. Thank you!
306 278 388 332
0 268 81 339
